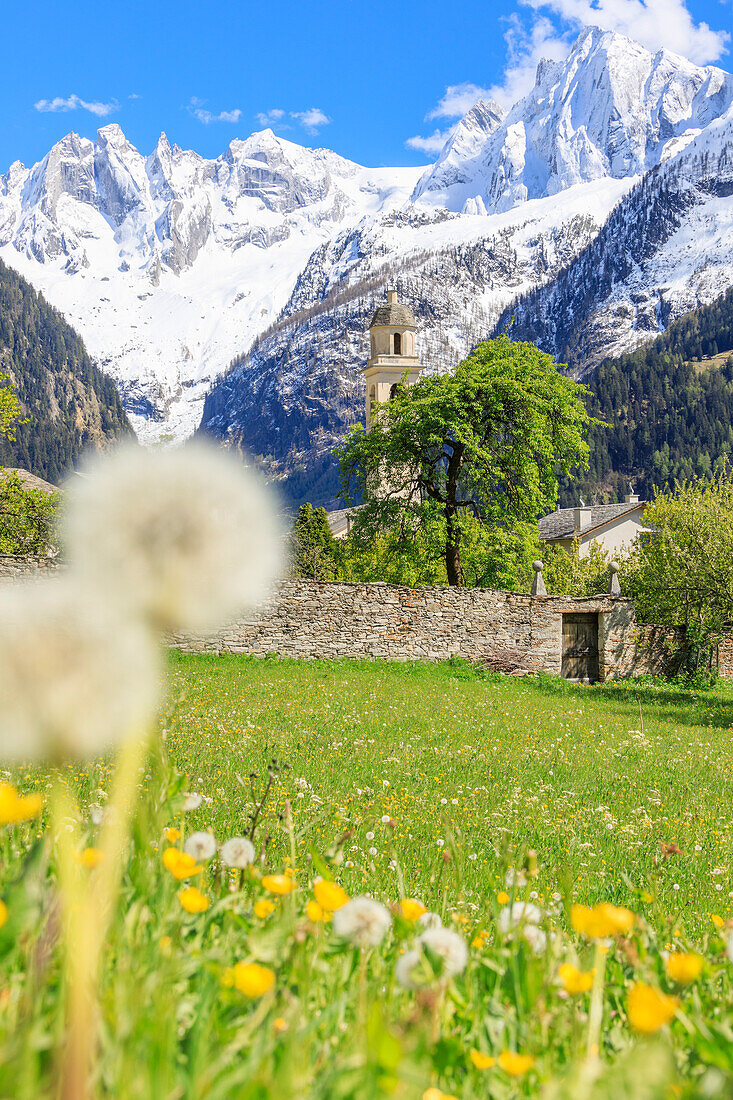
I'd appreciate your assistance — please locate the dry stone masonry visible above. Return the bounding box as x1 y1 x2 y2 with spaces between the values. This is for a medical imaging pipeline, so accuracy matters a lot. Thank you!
0 555 703 680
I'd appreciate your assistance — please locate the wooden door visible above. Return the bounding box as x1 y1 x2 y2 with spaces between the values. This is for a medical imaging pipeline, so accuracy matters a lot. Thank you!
562 613 599 682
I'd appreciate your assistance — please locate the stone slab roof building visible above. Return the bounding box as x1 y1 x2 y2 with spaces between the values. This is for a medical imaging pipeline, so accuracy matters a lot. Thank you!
539 495 648 558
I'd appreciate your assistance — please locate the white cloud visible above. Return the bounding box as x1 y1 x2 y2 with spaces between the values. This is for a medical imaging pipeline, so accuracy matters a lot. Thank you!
525 0 730 64
486 13 572 108
406 128 454 154
188 98 242 124
256 108 286 127
427 82 496 119
34 94 118 117
290 107 331 133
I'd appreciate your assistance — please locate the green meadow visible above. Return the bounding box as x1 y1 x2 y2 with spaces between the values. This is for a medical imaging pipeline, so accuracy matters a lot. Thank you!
3 655 733 1098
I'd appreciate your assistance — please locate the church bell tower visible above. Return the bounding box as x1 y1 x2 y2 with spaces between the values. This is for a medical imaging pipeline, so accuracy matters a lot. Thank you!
364 289 422 430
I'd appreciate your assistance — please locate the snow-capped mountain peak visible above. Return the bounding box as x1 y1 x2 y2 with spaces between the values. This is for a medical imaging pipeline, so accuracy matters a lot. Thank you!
413 26 733 212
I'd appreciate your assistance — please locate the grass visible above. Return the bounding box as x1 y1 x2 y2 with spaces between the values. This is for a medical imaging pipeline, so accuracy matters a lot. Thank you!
164 654 733 919
3 654 733 1098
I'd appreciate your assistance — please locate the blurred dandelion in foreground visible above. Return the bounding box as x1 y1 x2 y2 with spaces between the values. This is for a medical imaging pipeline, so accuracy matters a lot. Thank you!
332 897 392 947
627 982 679 1032
62 441 284 634
220 837 255 868
184 832 217 862
416 927 468 977
0 579 160 762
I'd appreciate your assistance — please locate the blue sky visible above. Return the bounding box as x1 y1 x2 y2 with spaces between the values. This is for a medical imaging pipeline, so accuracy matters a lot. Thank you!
1 0 731 172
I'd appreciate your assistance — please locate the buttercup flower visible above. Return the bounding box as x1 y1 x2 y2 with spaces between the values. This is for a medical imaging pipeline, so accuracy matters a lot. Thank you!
261 874 296 896
63 441 284 634
254 899 276 919
313 879 349 912
184 832 217 862
0 900 8 929
558 962 595 994
627 982 679 1033
666 952 703 983
470 1050 496 1070
232 962 275 998
306 900 331 922
163 848 203 880
220 837 255 868
332 897 392 947
498 1051 535 1076
179 887 210 914
0 579 160 762
416 927 468 977
571 903 635 939
163 827 182 843
400 898 427 921
0 784 43 825
74 847 104 870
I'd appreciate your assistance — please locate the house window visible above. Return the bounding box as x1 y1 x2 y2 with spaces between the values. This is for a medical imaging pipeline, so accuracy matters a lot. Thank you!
389 383 398 400
393 332 402 355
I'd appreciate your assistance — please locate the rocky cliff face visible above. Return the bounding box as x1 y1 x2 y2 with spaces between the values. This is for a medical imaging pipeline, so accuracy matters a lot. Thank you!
492 108 733 370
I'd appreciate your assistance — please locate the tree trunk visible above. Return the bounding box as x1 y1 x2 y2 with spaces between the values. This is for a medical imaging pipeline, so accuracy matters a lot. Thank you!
445 504 463 586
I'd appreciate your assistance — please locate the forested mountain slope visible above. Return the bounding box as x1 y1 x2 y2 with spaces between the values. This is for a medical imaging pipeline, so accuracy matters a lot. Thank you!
559 288 733 504
0 259 131 483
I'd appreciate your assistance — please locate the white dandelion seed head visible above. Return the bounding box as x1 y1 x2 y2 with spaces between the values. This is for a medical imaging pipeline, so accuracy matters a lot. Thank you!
436 839 445 848
505 869 528 888
220 836 255 868
332 896 392 948
184 831 217 861
380 815 390 824
0 578 160 762
521 923 548 954
416 926 468 977
365 831 375 841
182 793 203 812
395 948 423 990
417 911 442 931
497 902 544 934
368 846 378 857
62 441 285 634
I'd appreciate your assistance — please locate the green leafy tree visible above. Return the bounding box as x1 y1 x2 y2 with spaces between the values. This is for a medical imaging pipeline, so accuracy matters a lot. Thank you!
623 467 733 671
0 374 23 442
540 539 613 596
337 337 592 586
0 470 59 554
291 503 342 581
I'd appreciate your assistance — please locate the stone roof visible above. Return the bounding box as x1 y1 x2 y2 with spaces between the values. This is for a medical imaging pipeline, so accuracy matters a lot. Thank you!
2 467 57 494
369 302 417 329
539 502 645 541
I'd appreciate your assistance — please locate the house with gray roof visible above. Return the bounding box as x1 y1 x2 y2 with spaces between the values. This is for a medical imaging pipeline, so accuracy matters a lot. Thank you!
539 493 648 558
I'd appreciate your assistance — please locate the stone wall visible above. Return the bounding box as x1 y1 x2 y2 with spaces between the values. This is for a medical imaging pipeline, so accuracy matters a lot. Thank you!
0 555 62 579
169 580 686 680
0 560 701 679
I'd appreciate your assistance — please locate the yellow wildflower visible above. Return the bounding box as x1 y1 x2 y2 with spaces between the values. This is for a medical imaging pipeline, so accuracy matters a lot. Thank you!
423 1090 458 1100
74 847 104 869
261 874 296 895
497 890 510 905
571 903 635 939
0 900 7 929
627 983 679 1033
306 900 331 923
400 898 427 922
163 826 181 843
178 886 210 914
711 914 724 929
498 1051 535 1076
470 1050 496 1069
273 1016 288 1032
254 898 275 919
159 935 172 953
163 847 202 880
0 784 43 826
558 962 595 994
472 931 488 949
313 879 349 912
233 961 275 998
665 953 703 984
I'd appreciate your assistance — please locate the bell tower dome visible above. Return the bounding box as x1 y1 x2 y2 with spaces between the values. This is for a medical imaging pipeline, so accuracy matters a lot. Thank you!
364 289 422 430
